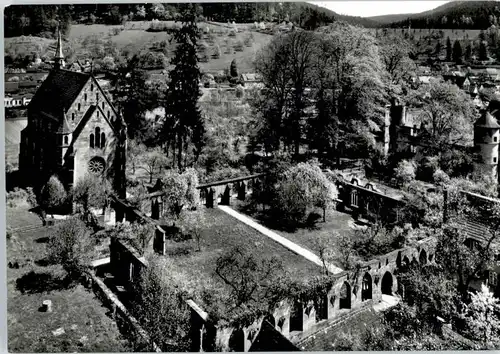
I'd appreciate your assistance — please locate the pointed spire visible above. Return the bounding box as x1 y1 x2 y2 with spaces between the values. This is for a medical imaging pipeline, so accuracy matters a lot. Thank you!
54 23 65 70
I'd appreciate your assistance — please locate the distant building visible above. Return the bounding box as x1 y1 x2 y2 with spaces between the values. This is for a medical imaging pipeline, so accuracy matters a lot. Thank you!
5 95 32 108
240 73 263 88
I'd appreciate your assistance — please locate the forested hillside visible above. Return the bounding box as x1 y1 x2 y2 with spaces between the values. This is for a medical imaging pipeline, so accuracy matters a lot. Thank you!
385 1 500 29
4 2 377 39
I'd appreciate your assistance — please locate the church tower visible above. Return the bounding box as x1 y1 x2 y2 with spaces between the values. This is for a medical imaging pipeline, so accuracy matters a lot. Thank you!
54 26 65 70
474 110 500 180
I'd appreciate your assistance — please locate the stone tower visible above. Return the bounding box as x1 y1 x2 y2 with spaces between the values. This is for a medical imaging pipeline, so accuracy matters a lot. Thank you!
474 110 500 180
54 26 65 70
387 97 406 155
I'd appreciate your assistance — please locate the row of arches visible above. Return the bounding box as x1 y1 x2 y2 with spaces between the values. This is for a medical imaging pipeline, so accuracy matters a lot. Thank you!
227 270 400 350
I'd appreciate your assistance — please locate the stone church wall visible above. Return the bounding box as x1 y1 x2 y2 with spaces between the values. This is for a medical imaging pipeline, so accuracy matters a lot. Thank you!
73 106 117 185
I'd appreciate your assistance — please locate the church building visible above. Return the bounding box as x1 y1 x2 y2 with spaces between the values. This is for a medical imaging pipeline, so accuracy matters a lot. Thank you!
19 28 127 196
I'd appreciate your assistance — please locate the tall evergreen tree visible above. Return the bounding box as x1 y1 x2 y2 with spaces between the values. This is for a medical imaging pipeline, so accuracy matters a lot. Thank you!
465 42 472 62
479 41 488 61
164 7 204 171
446 36 452 61
435 40 442 56
452 40 463 63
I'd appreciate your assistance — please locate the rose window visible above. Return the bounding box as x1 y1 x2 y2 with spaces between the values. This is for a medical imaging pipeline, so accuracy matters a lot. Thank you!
88 156 105 175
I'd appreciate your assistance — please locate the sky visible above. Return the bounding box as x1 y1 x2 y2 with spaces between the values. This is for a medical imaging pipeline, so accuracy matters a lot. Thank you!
310 1 449 18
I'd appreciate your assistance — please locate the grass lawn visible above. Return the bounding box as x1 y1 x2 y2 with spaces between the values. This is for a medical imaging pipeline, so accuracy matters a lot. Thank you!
232 201 360 269
69 20 272 73
7 207 131 352
152 207 322 296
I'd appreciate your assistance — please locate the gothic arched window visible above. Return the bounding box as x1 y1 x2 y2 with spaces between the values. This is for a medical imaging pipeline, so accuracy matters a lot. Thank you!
84 93 87 101
78 103 81 111
90 133 94 148
101 133 106 148
72 113 75 121
102 102 105 109
107 111 110 119
95 127 101 148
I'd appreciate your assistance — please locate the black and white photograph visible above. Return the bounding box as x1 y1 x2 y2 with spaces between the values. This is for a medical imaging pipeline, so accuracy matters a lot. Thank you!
5 0 500 351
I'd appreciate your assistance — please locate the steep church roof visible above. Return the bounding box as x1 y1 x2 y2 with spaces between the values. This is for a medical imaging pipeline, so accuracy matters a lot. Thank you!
28 69 90 119
475 110 500 129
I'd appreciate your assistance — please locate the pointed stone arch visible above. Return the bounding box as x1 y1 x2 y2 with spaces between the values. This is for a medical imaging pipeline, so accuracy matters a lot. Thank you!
221 184 231 205
289 301 303 332
339 281 351 309
228 328 245 352
381 271 393 295
419 249 427 265
206 188 215 208
362 272 373 301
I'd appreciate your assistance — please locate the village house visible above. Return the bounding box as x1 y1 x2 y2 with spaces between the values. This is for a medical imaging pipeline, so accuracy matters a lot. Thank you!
4 95 32 108
240 73 264 88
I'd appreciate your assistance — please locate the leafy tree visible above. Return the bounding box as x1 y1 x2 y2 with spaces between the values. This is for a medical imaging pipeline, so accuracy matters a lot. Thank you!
437 221 498 300
127 140 147 174
394 160 416 188
254 29 318 156
464 284 500 344
270 162 336 228
131 257 191 351
311 232 338 273
163 8 204 170
39 175 67 216
138 147 168 183
433 169 451 187
161 168 199 220
48 217 94 279
214 246 288 309
179 209 210 251
453 40 463 63
379 35 415 84
111 222 154 255
406 79 475 150
72 175 111 228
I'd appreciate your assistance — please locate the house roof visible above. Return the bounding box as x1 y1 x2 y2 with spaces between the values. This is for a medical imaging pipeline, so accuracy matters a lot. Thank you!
28 69 91 119
5 82 19 93
249 320 300 352
241 73 262 82
486 68 498 75
475 110 500 129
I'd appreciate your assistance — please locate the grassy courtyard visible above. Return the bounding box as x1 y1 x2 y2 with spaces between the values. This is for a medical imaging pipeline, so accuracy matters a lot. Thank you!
232 201 358 268
153 207 322 296
7 207 131 352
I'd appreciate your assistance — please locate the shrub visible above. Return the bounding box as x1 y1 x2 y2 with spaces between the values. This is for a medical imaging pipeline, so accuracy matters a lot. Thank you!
6 188 30 208
417 156 439 182
244 34 254 47
48 217 95 278
394 160 416 188
433 169 450 187
234 41 244 52
40 175 67 214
